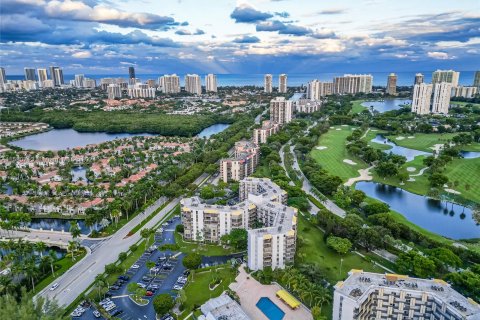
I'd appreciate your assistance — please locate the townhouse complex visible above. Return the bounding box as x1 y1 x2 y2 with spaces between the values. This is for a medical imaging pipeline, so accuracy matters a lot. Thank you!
333 270 480 320
181 177 297 271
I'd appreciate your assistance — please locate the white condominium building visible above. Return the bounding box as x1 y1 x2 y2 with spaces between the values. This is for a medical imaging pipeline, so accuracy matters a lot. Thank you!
432 70 460 87
127 83 156 99
0 67 6 88
474 71 480 88
83 78 96 89
452 86 478 99
264 74 272 93
24 68 36 81
159 74 180 94
219 140 259 183
333 270 480 320
386 73 397 95
411 83 433 115
414 73 424 85
270 97 293 125
253 120 280 145
432 82 452 114
107 84 122 99
74 74 85 88
307 80 332 100
279 74 287 93
333 74 373 94
185 74 202 95
37 69 48 87
205 74 217 93
181 178 297 271
295 99 321 113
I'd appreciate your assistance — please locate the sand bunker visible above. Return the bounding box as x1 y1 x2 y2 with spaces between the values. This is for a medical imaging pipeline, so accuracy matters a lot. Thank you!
445 188 461 195
341 125 348 127
336 128 341 131
372 129 378 132
343 159 357 165
316 146 327 150
396 136 406 140
407 177 416 182
330 127 335 129
408 136 415 139
406 167 416 172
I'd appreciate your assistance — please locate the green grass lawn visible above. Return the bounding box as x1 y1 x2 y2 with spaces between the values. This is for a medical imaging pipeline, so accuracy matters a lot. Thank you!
350 100 368 114
363 128 391 151
174 232 237 256
296 214 388 284
450 101 480 108
180 266 237 318
385 132 480 152
443 157 480 204
310 126 368 181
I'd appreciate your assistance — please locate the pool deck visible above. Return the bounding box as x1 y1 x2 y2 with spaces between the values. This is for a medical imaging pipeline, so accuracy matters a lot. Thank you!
229 266 313 320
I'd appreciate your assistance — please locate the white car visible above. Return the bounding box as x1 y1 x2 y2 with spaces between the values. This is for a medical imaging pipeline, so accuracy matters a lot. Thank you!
93 310 101 318
49 282 59 291
137 282 147 288
131 264 140 269
104 304 116 312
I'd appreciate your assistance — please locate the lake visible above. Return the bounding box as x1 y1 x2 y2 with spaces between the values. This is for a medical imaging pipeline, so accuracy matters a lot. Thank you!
28 218 91 234
71 166 88 182
10 129 156 151
371 134 431 161
460 151 480 159
362 99 411 113
197 123 230 138
355 181 479 240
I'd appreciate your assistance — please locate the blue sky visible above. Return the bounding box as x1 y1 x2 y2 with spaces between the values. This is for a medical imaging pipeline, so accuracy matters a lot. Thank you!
0 0 479 74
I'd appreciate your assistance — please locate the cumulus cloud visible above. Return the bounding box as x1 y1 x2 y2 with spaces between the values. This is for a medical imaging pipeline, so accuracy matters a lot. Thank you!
230 3 273 23
175 29 205 36
256 20 336 38
72 50 92 58
318 8 347 15
233 35 261 43
427 51 453 59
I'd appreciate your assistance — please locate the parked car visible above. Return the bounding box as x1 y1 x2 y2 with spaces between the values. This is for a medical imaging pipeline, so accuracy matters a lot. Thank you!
183 270 190 276
137 282 147 288
145 291 154 296
132 264 140 269
173 284 183 290
49 282 59 291
104 304 116 312
93 310 101 318
109 285 119 291
118 275 130 281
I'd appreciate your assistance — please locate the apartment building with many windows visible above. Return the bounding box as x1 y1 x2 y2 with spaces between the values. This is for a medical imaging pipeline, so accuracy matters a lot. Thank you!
253 120 280 145
333 270 480 320
219 140 259 183
181 178 297 271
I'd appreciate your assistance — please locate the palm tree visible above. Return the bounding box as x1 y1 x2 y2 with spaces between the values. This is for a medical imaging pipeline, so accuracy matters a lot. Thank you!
95 274 107 300
36 241 47 258
140 228 153 250
110 209 122 226
67 241 77 261
69 222 82 241
24 260 37 292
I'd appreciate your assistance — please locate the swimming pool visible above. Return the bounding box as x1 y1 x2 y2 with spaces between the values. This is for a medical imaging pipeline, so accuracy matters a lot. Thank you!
256 297 285 320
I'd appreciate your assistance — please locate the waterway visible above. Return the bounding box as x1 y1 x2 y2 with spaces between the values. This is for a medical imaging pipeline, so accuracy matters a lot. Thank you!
370 134 431 161
10 129 156 151
361 99 411 113
28 218 91 235
197 123 230 138
460 151 480 159
355 181 479 240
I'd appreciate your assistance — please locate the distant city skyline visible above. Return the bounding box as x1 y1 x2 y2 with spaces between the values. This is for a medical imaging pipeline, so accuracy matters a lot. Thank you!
1 0 479 74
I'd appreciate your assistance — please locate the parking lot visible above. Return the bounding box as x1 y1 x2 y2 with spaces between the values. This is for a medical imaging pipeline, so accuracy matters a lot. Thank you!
73 216 186 320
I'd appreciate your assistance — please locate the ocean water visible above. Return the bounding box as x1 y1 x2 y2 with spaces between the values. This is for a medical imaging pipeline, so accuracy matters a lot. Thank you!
5 71 477 87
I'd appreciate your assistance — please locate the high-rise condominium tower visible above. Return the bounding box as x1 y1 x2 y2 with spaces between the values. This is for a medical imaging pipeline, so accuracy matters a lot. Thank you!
270 97 293 125
49 66 63 86
432 82 452 114
264 74 272 93
74 74 85 88
205 74 217 93
159 74 180 94
107 84 122 99
307 80 332 100
37 69 48 86
278 74 287 93
414 73 424 85
185 74 202 95
0 67 6 87
128 67 135 81
411 83 432 115
432 70 460 87
24 68 36 81
474 71 480 88
333 74 373 94
386 73 397 95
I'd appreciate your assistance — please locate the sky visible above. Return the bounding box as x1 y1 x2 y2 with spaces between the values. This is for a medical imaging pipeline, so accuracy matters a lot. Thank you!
0 0 479 75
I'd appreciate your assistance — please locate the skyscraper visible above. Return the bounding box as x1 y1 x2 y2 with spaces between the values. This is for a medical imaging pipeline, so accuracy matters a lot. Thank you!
307 80 332 100
128 67 135 82
333 74 373 94
264 74 272 93
107 84 122 99
37 69 48 86
54 68 64 86
0 67 6 87
205 74 217 92
414 73 424 85
185 74 202 95
474 71 480 88
24 68 36 81
432 70 460 87
74 74 85 88
432 82 452 114
278 74 287 93
386 73 397 95
411 83 432 115
159 74 181 94
270 97 293 125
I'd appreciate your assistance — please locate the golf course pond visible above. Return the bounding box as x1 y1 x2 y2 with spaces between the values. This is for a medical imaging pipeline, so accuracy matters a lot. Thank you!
361 99 411 113
355 181 479 240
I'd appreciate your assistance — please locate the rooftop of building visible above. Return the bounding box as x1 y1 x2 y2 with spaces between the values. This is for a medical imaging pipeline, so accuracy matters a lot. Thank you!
200 294 251 320
335 270 480 319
